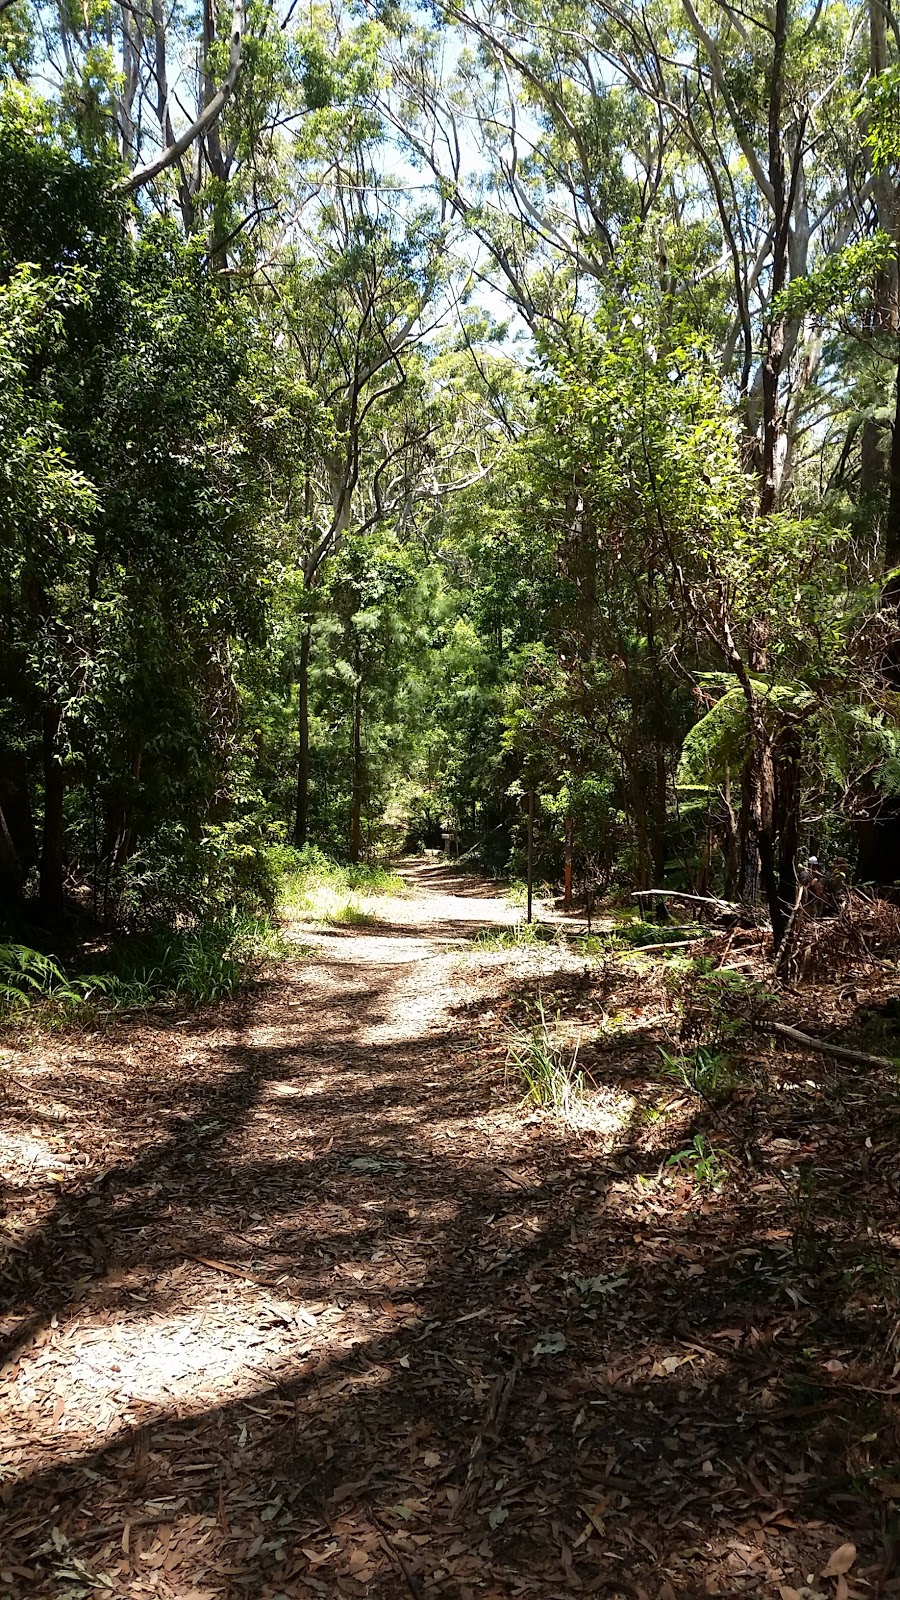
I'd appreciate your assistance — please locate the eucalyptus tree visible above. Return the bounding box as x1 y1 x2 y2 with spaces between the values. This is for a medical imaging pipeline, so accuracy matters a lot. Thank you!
384 0 896 497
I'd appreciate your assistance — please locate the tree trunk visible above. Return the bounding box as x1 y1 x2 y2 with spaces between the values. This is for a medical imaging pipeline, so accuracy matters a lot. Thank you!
0 800 23 912
292 627 311 849
852 5 900 883
0 754 37 878
755 738 789 947
885 354 900 582
39 705 65 926
651 744 667 885
349 658 363 864
775 735 801 932
737 759 760 904
563 814 573 906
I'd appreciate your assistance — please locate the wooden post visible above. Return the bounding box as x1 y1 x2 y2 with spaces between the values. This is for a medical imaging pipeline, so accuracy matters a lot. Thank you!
527 789 535 924
564 814 573 907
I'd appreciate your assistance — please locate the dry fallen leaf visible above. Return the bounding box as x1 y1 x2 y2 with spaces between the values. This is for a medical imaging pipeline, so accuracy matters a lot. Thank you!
822 1542 856 1577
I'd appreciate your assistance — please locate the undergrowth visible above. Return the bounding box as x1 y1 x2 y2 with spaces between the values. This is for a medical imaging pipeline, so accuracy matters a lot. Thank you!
278 845 403 924
0 911 282 1027
475 921 558 949
608 918 702 949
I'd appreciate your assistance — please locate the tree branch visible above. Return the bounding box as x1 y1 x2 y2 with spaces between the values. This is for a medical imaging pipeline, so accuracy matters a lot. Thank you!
118 0 244 195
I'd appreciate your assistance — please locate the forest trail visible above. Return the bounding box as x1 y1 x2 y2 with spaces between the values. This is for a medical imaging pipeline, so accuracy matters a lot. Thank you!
0 868 892 1599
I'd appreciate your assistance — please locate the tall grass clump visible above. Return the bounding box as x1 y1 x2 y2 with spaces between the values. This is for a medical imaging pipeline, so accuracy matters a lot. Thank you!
506 999 586 1116
277 844 403 923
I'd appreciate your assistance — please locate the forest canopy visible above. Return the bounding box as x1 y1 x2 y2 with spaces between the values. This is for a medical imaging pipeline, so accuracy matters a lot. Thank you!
1 0 899 948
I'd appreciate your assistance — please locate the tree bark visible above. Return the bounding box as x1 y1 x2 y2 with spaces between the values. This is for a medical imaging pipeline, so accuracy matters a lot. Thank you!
759 0 789 517
563 814 573 906
0 754 37 878
292 627 311 849
0 800 23 912
39 705 65 926
885 354 900 582
349 658 363 865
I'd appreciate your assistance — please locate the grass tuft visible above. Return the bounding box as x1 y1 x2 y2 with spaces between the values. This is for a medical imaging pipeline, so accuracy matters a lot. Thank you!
475 921 557 949
506 999 586 1117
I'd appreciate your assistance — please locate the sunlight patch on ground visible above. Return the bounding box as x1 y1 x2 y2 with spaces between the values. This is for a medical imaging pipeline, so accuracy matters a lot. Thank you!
3 1283 349 1477
285 883 383 926
567 1084 638 1139
1 1129 69 1178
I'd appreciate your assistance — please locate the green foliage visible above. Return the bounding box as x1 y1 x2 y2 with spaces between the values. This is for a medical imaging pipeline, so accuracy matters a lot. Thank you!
0 912 281 1024
277 845 401 925
864 65 900 168
666 961 773 1053
506 1000 586 1114
658 1044 739 1104
666 1134 728 1190
774 234 898 323
611 919 700 948
475 921 557 948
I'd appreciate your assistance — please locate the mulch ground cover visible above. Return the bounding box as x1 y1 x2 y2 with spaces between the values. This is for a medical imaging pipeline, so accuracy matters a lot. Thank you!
2 879 900 1600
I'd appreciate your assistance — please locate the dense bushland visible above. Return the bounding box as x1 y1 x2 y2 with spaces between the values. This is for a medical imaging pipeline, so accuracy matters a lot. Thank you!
1 0 899 968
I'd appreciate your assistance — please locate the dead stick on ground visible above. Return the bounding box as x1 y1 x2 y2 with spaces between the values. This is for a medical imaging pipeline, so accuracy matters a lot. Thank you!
77 1513 178 1546
187 1254 278 1287
456 1358 520 1515
494 1166 532 1189
764 1021 895 1072
368 1508 423 1599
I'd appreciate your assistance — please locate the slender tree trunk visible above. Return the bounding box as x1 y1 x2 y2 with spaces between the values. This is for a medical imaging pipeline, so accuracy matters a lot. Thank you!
760 0 789 519
111 748 143 871
563 814 573 906
775 735 801 928
736 0 795 935
39 705 65 926
349 655 363 864
720 768 739 898
738 760 761 905
651 744 667 884
631 776 652 890
853 7 900 882
0 754 37 877
0 801 23 911
885 355 900 583
292 627 311 849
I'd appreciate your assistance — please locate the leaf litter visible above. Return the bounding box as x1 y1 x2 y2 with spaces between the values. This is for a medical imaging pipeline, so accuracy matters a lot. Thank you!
1 862 900 1597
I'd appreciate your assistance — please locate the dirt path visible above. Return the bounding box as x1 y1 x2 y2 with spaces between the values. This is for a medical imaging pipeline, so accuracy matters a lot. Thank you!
0 867 888 1598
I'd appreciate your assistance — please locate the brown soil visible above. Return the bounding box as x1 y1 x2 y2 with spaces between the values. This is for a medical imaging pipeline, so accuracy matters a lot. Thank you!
2 863 900 1599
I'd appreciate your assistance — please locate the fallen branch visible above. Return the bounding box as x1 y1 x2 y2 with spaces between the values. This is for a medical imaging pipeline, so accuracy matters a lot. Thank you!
764 1020 896 1072
631 889 740 914
368 1508 423 1599
188 1254 277 1287
76 1512 178 1546
455 1358 520 1515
